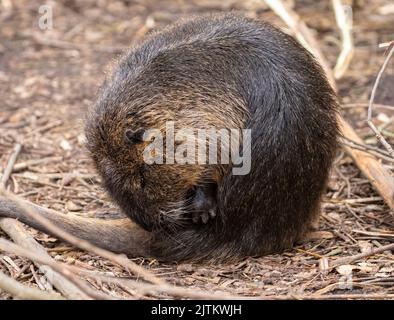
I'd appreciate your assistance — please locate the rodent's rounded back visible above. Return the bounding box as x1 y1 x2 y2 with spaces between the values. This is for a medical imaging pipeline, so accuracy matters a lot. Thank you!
85 13 339 261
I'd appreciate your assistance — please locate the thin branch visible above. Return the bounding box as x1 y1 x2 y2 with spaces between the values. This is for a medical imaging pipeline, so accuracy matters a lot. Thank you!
0 218 90 300
0 270 65 300
330 242 394 267
342 103 394 110
379 41 394 49
0 238 116 300
0 143 156 287
0 237 243 300
332 0 354 79
12 156 63 172
28 32 126 54
0 144 90 299
0 189 163 286
341 138 394 163
0 143 22 188
367 44 394 158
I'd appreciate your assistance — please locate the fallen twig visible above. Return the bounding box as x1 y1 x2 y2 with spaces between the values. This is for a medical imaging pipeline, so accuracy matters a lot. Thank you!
351 229 394 238
0 237 243 300
342 103 394 110
0 219 90 299
0 143 22 188
332 0 354 79
12 156 63 172
0 143 157 286
379 41 394 49
0 189 162 286
28 32 126 54
0 238 117 300
341 137 394 162
367 44 394 158
0 270 64 300
0 143 90 299
330 242 394 267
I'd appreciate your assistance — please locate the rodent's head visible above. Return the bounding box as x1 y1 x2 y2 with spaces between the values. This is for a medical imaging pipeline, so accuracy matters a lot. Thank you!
85 92 214 232
84 15 247 231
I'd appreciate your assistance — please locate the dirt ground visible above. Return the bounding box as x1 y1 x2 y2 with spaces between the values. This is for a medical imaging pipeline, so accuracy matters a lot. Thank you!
0 0 393 299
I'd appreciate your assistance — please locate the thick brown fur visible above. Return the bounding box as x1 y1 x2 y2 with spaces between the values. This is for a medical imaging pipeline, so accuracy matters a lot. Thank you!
1 13 339 262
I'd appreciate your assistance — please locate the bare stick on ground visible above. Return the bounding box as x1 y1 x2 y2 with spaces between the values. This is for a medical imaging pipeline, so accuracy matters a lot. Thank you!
0 143 22 189
0 219 90 300
330 242 394 267
0 143 161 286
12 156 63 172
367 44 394 158
0 190 162 285
0 237 244 300
332 0 354 79
28 31 126 54
0 143 90 299
0 237 119 300
0 270 64 300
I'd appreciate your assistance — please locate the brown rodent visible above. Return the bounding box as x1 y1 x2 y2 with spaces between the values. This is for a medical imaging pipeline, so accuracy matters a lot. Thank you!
0 13 339 262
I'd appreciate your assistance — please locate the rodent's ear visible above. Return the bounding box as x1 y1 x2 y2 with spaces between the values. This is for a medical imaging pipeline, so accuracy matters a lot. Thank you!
124 128 145 144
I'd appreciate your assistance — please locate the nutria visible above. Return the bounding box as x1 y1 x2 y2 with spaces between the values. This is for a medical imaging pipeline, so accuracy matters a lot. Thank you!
0 13 339 262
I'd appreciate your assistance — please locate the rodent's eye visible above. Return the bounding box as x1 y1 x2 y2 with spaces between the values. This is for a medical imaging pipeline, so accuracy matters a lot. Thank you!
124 128 145 144
127 111 137 118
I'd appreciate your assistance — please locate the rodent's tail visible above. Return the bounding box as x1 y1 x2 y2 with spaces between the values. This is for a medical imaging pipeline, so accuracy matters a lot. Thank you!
0 194 232 262
0 195 152 257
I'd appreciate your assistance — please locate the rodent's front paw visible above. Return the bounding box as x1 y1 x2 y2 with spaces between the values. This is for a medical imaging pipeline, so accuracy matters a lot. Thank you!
192 208 216 224
190 184 217 224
